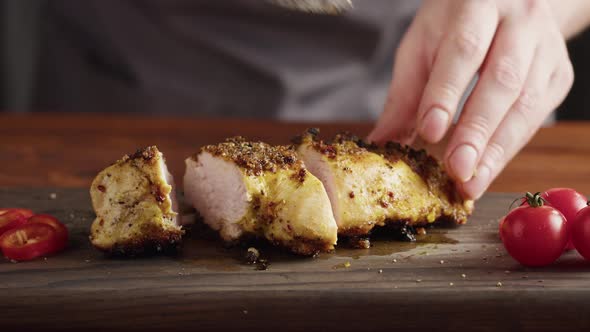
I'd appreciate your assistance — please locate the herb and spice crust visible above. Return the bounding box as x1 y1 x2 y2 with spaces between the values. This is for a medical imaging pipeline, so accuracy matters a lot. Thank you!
90 146 183 256
295 129 474 236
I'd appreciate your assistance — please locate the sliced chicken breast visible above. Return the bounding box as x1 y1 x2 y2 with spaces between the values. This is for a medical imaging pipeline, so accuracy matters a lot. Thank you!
184 137 337 256
90 146 183 255
296 129 474 236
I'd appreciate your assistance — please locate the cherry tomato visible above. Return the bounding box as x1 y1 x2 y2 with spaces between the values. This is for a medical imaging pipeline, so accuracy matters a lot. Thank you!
0 223 60 261
0 210 27 236
571 203 590 260
501 192 568 267
541 188 588 250
28 214 68 252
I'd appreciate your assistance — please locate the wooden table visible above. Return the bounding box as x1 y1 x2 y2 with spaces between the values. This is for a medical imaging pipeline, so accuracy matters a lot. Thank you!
1 113 590 332
2 113 590 192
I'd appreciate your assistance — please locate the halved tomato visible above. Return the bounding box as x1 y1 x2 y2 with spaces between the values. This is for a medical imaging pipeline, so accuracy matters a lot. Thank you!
27 214 68 251
0 223 60 261
0 210 27 236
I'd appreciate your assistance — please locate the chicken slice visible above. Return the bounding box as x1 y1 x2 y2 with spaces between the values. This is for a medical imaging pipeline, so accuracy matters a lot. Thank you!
90 146 183 255
183 137 337 256
296 129 474 236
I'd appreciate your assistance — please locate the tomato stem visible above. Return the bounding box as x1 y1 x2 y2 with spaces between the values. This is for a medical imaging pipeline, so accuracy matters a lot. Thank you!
525 192 545 208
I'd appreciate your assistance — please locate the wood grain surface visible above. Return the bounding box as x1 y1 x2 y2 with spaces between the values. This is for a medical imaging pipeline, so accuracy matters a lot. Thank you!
1 189 590 331
1 113 590 194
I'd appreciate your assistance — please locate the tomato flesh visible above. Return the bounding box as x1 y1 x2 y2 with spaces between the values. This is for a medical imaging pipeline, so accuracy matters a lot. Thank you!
571 206 590 260
541 188 588 250
500 205 568 267
0 210 27 236
0 223 60 261
28 214 68 252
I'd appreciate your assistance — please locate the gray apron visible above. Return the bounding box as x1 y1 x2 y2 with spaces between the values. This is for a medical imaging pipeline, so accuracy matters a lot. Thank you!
35 0 420 120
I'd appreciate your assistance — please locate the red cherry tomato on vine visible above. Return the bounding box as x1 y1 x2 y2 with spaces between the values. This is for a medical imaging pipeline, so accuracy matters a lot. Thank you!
501 192 568 267
571 204 590 260
540 188 587 250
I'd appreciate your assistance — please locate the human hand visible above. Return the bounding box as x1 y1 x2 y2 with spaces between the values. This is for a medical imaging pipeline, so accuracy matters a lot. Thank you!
368 0 574 200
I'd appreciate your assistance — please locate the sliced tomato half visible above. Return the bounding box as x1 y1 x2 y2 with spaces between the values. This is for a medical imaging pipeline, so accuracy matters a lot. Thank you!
28 214 68 251
0 223 60 261
0 210 27 236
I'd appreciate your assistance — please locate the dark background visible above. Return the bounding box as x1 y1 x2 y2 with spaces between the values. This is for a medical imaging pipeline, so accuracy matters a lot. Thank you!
1 0 588 119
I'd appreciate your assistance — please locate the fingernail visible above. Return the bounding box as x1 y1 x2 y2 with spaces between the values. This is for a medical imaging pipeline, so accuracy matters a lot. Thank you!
419 107 449 143
448 144 478 182
462 165 491 200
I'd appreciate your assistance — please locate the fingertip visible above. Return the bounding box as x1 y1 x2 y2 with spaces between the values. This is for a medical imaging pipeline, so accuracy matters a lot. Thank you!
461 165 491 200
446 144 478 182
418 107 450 143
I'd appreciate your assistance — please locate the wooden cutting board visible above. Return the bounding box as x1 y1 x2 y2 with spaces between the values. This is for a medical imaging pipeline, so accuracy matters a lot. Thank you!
0 188 589 332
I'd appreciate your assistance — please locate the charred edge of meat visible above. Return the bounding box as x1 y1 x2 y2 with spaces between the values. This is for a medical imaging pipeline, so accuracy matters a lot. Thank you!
295 129 377 158
93 230 184 257
291 128 320 145
196 137 303 176
379 141 464 204
273 236 333 256
339 218 449 240
122 146 159 164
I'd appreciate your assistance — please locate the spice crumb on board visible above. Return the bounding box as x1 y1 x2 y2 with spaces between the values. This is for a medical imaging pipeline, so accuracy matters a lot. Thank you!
243 310 248 315
504 270 511 274
416 279 422 283
440 260 445 264
392 259 397 263
449 282 454 286
496 282 503 287
378 269 383 274
461 274 466 278
49 193 57 200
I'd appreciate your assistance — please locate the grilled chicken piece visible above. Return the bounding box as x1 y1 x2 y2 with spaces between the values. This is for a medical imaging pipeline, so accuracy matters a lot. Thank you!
183 137 337 256
296 129 474 236
90 146 183 255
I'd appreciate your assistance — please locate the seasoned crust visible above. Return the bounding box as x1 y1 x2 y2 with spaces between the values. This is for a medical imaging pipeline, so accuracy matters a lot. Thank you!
90 146 183 256
294 128 474 226
92 227 183 257
274 236 334 256
195 137 305 176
